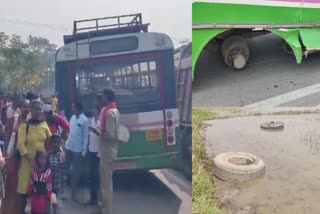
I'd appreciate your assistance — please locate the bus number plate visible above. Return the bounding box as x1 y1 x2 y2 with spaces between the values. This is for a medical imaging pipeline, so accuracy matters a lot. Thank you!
147 129 163 141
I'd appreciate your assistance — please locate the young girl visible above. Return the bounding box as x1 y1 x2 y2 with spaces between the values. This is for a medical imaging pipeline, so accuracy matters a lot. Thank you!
48 134 65 214
26 151 54 214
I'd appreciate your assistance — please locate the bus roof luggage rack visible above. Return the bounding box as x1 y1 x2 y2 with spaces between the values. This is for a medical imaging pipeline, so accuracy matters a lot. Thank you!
63 13 149 44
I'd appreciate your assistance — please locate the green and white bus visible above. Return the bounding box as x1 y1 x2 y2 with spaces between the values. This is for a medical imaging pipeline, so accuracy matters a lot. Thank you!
55 14 181 170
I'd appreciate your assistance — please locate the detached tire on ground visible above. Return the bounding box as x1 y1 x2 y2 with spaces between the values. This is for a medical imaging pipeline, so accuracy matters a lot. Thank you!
213 152 265 183
260 121 284 130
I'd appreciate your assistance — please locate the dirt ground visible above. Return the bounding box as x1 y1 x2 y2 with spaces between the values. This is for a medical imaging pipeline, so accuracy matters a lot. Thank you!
204 108 320 213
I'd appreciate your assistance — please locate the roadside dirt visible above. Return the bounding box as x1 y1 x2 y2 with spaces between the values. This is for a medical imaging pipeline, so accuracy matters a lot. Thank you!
204 108 320 213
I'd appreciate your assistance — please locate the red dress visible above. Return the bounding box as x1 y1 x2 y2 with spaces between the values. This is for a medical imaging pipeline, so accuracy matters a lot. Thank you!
45 114 69 152
27 168 53 213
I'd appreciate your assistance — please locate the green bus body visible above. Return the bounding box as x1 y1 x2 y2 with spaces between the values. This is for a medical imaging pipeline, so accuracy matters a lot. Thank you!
193 1 320 78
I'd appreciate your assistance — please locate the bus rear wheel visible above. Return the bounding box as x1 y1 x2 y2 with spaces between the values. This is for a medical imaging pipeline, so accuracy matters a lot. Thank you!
221 36 249 70
282 40 293 54
204 39 221 54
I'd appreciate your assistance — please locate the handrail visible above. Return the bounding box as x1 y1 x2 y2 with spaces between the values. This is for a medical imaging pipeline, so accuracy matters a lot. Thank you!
73 13 143 34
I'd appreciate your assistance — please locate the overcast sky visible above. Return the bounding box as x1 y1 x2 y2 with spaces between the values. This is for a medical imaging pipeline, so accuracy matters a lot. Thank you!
0 0 191 47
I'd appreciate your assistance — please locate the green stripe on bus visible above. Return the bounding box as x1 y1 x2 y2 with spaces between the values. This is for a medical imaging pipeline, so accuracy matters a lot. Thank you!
117 128 181 157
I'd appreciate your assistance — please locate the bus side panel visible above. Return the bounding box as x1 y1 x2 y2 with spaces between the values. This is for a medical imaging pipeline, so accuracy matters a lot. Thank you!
56 62 74 119
117 49 179 157
160 49 177 110
161 49 181 154
115 49 181 170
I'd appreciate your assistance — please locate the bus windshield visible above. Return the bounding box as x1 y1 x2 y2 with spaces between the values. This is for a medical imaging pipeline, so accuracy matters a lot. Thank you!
74 57 160 106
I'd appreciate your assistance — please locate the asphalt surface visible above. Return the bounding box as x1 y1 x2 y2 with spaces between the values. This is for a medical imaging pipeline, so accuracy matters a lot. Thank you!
64 170 191 214
193 33 320 107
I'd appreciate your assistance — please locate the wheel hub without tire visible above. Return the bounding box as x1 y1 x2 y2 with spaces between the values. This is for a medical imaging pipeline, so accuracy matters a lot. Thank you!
221 36 249 70
232 53 246 69
260 121 284 130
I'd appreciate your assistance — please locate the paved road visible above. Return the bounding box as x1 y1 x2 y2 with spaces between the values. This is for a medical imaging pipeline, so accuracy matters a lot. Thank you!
193 33 320 107
64 170 191 214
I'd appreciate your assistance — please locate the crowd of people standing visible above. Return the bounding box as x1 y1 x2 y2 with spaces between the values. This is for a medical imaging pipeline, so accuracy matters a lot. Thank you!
0 88 120 214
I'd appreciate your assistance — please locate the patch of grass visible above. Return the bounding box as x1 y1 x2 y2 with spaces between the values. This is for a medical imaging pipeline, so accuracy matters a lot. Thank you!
193 107 246 120
193 108 218 121
192 108 224 214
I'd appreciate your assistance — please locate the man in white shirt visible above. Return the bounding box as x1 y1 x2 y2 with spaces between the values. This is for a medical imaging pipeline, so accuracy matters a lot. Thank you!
6 94 21 124
86 106 101 205
65 102 89 202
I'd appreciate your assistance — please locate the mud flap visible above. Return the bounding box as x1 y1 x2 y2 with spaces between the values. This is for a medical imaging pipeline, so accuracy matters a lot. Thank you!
192 29 228 80
299 28 320 56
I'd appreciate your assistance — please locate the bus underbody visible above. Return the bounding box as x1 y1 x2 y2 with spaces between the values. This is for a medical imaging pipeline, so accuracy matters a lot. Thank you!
192 26 320 76
192 0 320 78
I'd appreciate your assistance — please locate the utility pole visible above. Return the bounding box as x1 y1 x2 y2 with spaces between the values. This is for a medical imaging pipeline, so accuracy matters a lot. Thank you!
179 38 190 47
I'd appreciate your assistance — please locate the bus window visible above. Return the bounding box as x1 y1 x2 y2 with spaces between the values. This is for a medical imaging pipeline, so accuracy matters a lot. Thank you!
90 36 139 55
133 64 139 73
140 62 148 72
149 61 156 71
73 59 159 104
127 66 132 74
76 72 91 93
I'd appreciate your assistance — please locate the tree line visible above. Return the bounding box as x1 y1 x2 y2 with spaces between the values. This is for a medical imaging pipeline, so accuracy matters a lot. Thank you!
0 32 57 94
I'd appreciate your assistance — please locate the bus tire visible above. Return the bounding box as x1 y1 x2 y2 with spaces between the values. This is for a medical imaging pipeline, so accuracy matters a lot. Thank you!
221 36 249 70
204 39 221 54
180 128 192 180
261 121 284 130
282 40 293 54
183 161 192 180
183 139 192 180
213 152 265 183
